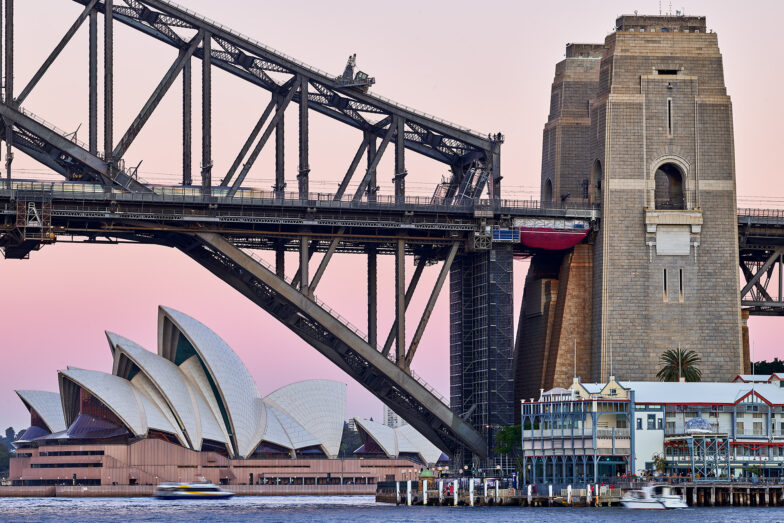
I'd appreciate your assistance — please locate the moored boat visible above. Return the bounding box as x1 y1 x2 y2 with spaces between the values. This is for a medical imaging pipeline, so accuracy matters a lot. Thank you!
154 482 234 500
620 485 687 509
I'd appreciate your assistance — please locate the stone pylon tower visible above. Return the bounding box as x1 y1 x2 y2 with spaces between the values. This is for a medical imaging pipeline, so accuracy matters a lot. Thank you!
515 15 746 404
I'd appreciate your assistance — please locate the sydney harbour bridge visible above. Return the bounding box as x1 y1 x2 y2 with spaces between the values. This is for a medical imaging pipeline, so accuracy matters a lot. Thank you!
1 1 783 466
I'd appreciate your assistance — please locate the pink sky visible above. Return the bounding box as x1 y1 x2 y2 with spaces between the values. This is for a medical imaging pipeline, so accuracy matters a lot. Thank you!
2 0 784 430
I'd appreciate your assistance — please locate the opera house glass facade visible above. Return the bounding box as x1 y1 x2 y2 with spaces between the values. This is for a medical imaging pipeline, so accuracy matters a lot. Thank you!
10 306 442 486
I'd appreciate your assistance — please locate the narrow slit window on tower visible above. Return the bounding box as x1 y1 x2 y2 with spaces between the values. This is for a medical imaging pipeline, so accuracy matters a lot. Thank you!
679 268 684 302
663 269 668 302
667 98 673 136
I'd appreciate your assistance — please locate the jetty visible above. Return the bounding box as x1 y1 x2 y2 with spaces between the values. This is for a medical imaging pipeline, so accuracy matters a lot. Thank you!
376 479 784 508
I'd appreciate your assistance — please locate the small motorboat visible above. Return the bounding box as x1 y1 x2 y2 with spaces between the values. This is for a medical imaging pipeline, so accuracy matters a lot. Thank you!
154 482 234 500
621 485 687 509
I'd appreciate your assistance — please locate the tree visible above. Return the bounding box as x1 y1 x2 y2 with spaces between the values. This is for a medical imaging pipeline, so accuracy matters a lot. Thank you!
752 358 784 374
493 425 524 474
651 452 666 473
4 427 13 442
656 348 702 382
0 441 8 477
493 425 521 457
338 423 362 458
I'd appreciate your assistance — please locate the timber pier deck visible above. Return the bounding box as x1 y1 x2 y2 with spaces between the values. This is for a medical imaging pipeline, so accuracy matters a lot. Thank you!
376 480 784 508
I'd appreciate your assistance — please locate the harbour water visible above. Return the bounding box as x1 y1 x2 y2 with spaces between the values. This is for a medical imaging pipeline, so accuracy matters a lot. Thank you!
1 495 782 522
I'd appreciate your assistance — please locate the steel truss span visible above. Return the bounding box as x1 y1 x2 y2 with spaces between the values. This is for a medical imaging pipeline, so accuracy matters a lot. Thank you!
0 0 532 460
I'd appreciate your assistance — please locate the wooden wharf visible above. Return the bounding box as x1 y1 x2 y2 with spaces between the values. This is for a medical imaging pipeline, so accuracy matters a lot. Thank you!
376 480 784 508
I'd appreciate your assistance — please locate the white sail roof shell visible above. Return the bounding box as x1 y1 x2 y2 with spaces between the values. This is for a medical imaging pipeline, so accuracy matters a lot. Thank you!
15 390 66 433
354 418 396 457
259 406 295 449
354 417 442 465
158 306 265 458
178 355 234 453
59 369 147 437
109 333 202 449
132 381 180 438
130 372 186 446
265 380 345 457
396 424 443 464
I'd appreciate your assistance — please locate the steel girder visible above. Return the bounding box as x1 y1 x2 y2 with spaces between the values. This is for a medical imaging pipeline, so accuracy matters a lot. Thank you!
738 211 784 315
171 231 487 458
740 247 784 315
0 104 150 192
70 0 499 180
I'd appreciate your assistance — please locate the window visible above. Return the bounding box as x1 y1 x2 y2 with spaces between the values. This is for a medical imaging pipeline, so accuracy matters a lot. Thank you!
711 405 724 412
666 421 675 432
637 418 643 430
754 422 764 436
581 179 589 199
663 269 668 302
667 98 673 136
753 413 765 419
747 405 759 413
679 268 684 302
736 421 744 435
658 418 664 430
658 69 678 75
654 163 685 209
647 414 656 430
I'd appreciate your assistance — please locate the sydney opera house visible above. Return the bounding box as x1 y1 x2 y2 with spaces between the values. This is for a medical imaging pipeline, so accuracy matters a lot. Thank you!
10 306 444 486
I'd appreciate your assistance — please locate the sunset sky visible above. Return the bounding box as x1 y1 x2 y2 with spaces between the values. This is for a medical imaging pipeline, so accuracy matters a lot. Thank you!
2 0 784 430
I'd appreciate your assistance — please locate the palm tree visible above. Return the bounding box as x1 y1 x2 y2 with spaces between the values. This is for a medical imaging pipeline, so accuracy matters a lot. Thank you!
656 347 702 382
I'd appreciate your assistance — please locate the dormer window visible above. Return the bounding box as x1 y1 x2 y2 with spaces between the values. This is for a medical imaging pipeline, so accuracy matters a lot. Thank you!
610 388 617 396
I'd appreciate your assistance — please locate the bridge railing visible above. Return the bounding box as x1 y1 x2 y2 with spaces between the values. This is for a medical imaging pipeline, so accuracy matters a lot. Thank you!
738 208 784 223
0 179 599 217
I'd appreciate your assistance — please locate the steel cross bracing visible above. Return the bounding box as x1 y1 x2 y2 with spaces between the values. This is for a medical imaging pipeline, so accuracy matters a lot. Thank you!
0 0 519 458
738 209 784 315
59 0 502 202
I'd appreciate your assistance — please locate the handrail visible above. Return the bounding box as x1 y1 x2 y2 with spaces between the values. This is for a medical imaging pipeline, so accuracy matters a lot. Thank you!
0 179 600 215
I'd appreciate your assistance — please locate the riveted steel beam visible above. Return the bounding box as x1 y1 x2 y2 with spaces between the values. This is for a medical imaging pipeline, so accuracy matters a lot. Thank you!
113 31 203 160
182 58 191 185
201 32 211 196
352 124 394 202
381 256 426 358
298 76 309 198
334 137 367 200
404 243 459 368
16 0 100 105
179 231 488 458
221 98 275 187
227 78 298 197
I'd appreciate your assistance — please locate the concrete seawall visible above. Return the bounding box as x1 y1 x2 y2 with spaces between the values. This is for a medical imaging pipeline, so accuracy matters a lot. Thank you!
0 484 375 497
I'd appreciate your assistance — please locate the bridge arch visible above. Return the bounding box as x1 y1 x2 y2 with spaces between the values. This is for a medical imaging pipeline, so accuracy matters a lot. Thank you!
649 156 691 210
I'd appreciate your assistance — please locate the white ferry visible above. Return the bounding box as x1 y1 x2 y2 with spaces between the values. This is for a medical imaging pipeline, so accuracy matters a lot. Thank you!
620 484 687 509
154 482 234 500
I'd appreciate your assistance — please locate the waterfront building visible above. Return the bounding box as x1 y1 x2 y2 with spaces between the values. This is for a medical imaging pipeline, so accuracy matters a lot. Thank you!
521 376 784 485
10 306 442 486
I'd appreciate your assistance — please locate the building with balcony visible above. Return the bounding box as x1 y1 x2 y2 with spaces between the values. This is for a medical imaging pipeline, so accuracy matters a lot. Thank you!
521 376 784 485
